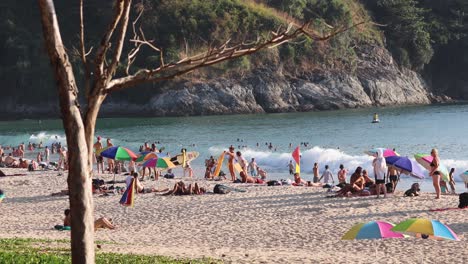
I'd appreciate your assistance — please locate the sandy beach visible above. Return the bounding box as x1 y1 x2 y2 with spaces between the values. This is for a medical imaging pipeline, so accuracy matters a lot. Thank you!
0 168 466 263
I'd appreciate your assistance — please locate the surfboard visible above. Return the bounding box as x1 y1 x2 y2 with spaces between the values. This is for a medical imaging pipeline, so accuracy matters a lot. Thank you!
213 152 225 177
233 163 243 173
170 151 199 166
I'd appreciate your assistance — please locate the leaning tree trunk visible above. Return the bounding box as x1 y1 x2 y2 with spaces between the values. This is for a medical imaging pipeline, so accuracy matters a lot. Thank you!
84 94 106 172
38 0 95 263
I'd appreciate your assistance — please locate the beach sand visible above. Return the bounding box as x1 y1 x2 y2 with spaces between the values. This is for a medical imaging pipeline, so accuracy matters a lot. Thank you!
0 168 466 263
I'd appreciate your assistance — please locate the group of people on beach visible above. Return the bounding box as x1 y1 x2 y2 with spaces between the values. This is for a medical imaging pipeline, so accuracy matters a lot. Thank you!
0 142 66 171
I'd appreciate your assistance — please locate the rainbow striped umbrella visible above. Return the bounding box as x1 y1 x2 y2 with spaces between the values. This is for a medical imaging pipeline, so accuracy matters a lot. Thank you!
119 178 136 207
342 221 405 240
142 157 175 169
135 152 159 162
391 218 459 241
100 146 137 161
414 154 449 181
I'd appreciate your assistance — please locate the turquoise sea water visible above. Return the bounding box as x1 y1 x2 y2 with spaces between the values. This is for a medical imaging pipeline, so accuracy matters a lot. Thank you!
1 104 467 192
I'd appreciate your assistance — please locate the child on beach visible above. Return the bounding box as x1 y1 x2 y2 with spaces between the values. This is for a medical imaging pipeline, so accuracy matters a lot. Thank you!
448 168 456 194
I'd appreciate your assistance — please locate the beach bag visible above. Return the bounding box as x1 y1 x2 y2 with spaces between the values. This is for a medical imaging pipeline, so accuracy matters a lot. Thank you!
267 180 281 186
214 184 231 194
459 193 468 209
385 183 393 193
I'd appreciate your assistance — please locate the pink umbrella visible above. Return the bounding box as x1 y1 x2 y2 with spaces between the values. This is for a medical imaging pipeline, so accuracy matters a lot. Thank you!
365 148 399 158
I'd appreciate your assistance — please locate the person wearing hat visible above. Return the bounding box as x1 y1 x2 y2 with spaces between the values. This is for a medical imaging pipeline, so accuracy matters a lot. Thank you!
93 136 104 174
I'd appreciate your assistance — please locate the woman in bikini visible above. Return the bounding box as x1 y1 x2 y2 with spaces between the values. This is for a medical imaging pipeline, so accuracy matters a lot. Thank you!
430 148 441 199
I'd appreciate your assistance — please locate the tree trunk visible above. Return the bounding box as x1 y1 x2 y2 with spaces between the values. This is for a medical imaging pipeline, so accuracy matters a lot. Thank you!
38 0 95 263
84 94 106 174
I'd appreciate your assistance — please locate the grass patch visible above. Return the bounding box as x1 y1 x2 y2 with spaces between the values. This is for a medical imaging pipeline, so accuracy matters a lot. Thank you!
0 238 220 264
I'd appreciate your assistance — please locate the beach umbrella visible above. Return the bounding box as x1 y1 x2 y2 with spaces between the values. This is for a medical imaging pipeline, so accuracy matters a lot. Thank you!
391 218 459 241
365 148 399 158
100 146 137 161
342 221 405 240
460 171 468 184
414 154 449 181
142 157 175 169
119 178 136 207
135 151 159 162
385 156 425 179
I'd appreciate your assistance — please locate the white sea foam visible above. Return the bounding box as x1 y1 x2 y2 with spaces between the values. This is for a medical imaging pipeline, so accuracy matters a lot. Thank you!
208 146 467 182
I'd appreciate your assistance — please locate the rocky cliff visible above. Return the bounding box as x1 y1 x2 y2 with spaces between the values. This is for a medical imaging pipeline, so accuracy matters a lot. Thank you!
98 45 440 117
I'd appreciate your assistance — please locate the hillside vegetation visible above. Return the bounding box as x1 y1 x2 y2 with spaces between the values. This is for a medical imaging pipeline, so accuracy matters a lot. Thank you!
0 0 467 108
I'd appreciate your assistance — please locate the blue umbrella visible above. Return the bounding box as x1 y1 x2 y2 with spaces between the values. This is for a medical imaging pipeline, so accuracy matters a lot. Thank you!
385 156 425 179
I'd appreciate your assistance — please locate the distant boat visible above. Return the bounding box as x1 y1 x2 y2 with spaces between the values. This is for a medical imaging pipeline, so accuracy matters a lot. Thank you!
372 113 380 123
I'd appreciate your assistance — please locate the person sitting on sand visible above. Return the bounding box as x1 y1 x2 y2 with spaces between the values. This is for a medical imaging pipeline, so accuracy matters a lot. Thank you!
163 181 205 195
335 167 365 197
404 183 420 197
63 209 115 231
293 173 307 186
337 164 347 188
5 154 19 168
362 170 374 188
240 171 264 184
18 158 29 169
257 167 267 180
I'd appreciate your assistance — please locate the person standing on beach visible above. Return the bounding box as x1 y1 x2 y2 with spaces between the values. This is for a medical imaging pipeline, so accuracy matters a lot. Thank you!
319 165 335 185
337 164 348 187
93 136 104 174
429 148 442 199
387 165 400 193
44 146 50 162
313 163 319 183
106 138 114 173
249 158 258 177
227 146 236 181
448 168 456 194
288 160 295 175
373 150 387 198
236 151 248 175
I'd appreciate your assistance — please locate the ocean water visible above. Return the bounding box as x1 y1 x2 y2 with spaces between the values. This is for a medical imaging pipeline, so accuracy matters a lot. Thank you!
1 104 468 192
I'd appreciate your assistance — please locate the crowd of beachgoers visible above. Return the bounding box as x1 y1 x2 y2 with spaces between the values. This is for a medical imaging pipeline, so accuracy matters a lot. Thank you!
1 138 467 263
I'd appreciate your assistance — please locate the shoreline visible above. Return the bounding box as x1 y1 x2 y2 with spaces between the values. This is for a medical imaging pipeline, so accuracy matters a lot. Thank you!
0 101 464 122
0 168 466 263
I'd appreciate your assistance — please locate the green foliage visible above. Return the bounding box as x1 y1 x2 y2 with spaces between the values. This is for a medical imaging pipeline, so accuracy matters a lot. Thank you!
0 238 219 264
363 0 433 70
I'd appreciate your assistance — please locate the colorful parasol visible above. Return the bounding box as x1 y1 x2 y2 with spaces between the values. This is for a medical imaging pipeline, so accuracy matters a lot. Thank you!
141 157 175 169
365 148 399 158
100 146 137 161
385 156 425 179
342 221 405 240
119 178 136 207
135 151 159 162
391 218 459 241
414 154 449 181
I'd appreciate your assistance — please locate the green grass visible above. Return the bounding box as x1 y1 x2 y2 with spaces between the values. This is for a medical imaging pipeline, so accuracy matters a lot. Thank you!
0 238 220 264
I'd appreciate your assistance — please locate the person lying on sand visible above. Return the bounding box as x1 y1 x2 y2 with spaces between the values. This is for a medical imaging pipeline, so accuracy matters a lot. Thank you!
163 181 205 195
126 172 165 194
61 209 115 231
4 154 18 168
292 173 307 186
240 171 264 184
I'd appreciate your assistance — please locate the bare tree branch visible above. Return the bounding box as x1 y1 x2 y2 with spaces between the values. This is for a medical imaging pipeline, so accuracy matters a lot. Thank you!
93 0 127 78
106 0 132 81
106 21 367 93
79 0 92 98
